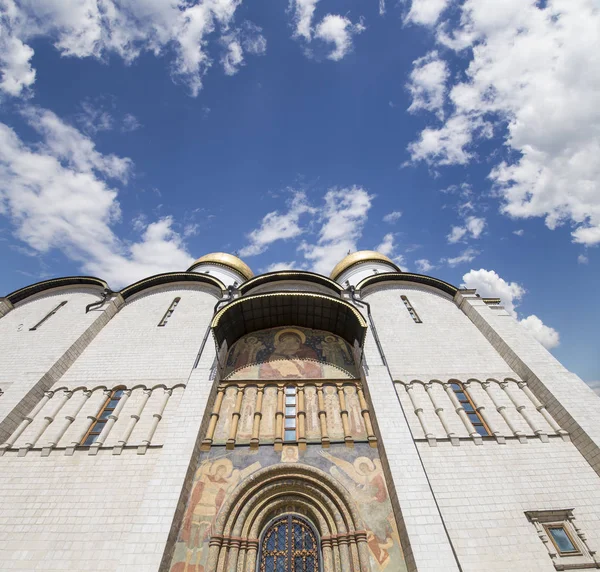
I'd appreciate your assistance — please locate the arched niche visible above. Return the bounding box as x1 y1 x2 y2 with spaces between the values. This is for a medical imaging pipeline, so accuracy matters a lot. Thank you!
223 326 358 380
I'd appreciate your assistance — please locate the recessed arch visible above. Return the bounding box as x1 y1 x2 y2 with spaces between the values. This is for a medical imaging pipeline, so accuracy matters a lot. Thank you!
206 463 372 572
6 276 108 305
211 292 367 352
119 272 225 300
357 272 458 298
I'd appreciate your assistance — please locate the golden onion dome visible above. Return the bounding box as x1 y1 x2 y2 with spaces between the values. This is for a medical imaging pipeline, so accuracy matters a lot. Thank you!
188 252 254 281
329 250 401 281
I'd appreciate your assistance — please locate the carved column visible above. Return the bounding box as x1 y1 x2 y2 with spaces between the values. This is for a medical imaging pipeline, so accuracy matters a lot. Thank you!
356 384 377 448
425 382 458 446
463 381 504 444
518 381 569 440
250 385 264 450
44 390 88 455
0 390 54 454
202 386 226 451
89 389 132 455
114 388 152 454
501 381 547 442
482 382 527 443
443 383 482 444
227 385 244 450
24 390 71 453
404 382 435 446
337 384 353 448
275 385 284 451
138 388 172 454
297 384 307 450
317 385 330 448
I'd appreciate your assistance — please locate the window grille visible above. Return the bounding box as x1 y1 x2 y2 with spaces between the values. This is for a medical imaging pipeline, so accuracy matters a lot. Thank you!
81 389 124 446
449 382 490 436
29 301 67 331
259 515 319 572
158 297 180 327
401 295 422 323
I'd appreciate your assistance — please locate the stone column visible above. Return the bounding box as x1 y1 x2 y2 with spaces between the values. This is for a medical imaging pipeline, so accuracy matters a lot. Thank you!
501 381 548 442
89 389 132 455
482 381 527 443
404 382 436 446
22 390 71 454
250 385 264 450
138 388 172 454
337 384 353 448
44 390 88 455
443 382 482 444
202 385 226 451
297 384 307 450
0 390 53 455
463 381 504 444
226 385 244 450
356 384 377 447
425 382 458 446
114 388 152 454
274 385 284 451
317 385 330 448
518 381 569 440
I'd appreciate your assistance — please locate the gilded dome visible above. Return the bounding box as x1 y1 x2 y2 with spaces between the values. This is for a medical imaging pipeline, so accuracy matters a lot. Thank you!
329 250 401 281
188 252 254 281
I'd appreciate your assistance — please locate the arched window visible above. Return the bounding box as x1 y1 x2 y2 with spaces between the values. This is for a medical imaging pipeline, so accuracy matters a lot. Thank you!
259 514 320 572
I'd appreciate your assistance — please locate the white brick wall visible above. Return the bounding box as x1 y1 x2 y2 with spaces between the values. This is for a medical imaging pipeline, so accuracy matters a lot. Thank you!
419 439 600 572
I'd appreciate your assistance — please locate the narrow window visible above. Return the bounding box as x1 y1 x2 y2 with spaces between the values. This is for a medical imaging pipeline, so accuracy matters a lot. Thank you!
81 389 124 446
158 297 180 327
450 382 490 436
284 386 297 442
401 295 422 323
29 301 67 331
546 525 579 554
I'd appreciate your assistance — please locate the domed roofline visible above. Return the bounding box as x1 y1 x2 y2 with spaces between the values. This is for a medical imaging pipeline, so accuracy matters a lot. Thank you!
357 272 458 298
188 252 254 281
330 250 401 281
119 272 225 300
239 270 343 295
6 276 108 305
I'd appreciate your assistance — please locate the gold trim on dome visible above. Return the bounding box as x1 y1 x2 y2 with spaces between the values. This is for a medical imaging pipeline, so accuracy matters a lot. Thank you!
188 252 254 280
329 251 401 281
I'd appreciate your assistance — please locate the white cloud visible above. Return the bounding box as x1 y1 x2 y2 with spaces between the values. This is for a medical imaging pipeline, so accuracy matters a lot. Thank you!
415 258 435 273
314 14 365 61
300 186 373 275
263 261 299 273
239 191 315 257
519 314 560 350
461 268 559 350
221 22 267 76
447 226 467 244
0 0 263 98
513 229 524 236
407 51 448 119
76 100 114 134
289 0 364 61
0 106 193 288
290 0 319 40
406 0 450 26
383 210 402 223
376 233 407 269
578 253 589 264
122 113 141 132
444 247 479 267
407 0 600 246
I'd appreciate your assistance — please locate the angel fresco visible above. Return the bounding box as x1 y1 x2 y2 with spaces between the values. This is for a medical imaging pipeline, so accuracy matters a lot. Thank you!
319 450 399 569
175 458 260 571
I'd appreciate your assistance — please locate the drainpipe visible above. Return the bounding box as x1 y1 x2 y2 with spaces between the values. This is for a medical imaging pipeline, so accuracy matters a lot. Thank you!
85 288 114 313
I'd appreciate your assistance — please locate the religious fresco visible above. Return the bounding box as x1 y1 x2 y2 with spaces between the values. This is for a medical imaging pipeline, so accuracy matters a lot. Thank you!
169 444 408 572
224 327 358 380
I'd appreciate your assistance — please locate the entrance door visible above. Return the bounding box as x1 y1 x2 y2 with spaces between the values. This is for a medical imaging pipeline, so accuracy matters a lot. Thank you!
259 514 320 572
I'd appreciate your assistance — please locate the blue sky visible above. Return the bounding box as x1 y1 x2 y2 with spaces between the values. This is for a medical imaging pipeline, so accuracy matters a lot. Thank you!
0 0 598 387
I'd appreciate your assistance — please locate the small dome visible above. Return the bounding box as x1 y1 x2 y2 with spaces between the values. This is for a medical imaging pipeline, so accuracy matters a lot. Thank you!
330 250 401 281
188 252 254 281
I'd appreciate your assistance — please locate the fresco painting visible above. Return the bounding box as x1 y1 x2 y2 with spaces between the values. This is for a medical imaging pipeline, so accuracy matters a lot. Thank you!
324 384 345 440
304 385 321 441
259 386 277 441
169 444 407 572
224 327 358 380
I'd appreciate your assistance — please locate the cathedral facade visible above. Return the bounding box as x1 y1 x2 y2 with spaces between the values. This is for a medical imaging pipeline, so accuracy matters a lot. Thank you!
1 251 600 572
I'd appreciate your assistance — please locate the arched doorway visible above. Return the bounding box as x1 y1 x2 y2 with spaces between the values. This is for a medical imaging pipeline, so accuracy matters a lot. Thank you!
258 514 320 572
